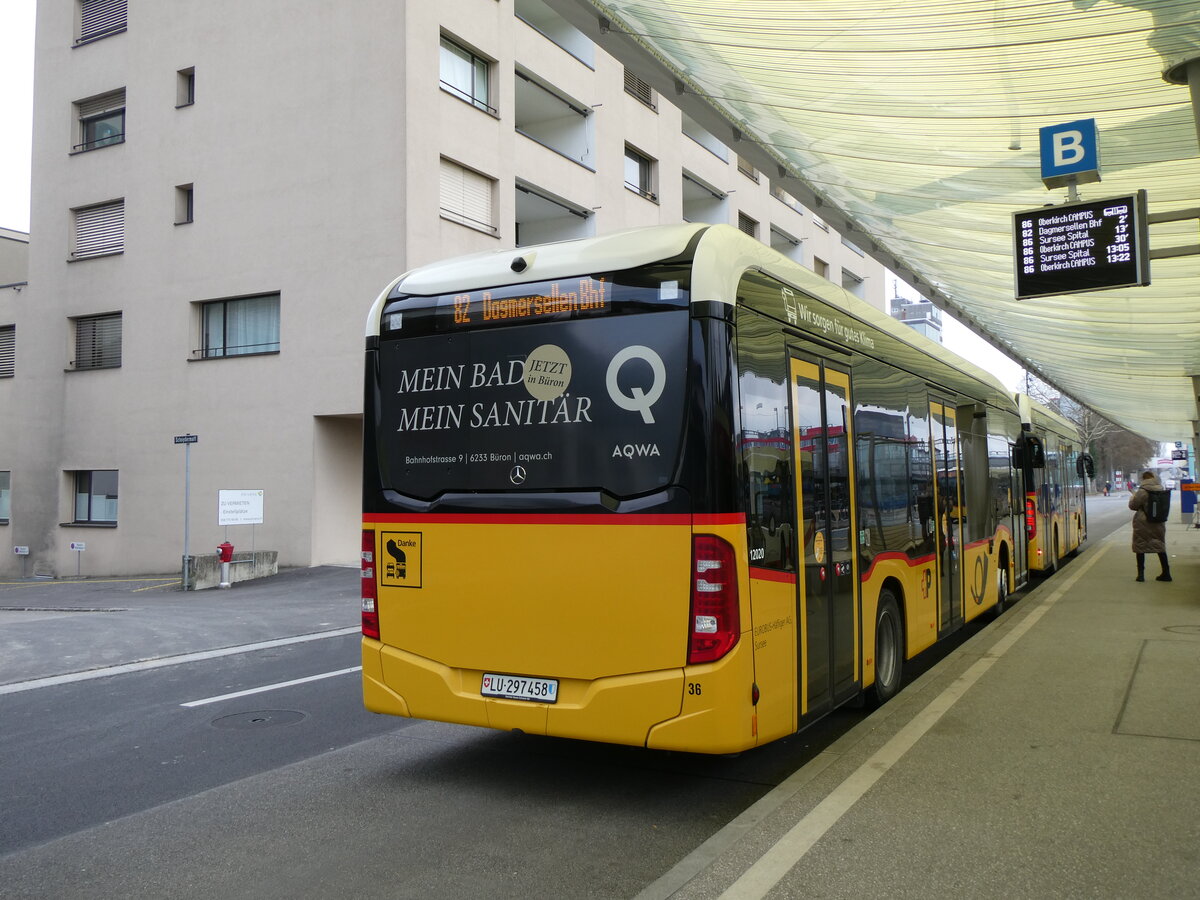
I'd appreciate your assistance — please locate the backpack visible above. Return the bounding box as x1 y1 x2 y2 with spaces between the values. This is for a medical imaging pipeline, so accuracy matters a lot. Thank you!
1145 489 1171 524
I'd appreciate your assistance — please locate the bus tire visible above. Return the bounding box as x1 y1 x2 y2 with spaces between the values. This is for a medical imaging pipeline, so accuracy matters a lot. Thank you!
869 590 903 707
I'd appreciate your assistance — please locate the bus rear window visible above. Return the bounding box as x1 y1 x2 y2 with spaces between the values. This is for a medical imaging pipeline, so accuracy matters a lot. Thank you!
375 306 690 500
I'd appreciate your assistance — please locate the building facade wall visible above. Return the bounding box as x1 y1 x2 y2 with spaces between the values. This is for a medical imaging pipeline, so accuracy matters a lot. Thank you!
4 0 885 578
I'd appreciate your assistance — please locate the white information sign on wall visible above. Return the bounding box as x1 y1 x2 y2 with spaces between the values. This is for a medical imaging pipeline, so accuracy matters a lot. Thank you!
218 489 265 526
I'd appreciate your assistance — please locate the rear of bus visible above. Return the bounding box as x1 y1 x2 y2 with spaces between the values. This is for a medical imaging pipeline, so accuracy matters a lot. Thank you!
360 225 755 753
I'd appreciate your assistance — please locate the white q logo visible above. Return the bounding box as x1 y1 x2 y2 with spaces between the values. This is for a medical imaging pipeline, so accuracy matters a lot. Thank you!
606 346 666 424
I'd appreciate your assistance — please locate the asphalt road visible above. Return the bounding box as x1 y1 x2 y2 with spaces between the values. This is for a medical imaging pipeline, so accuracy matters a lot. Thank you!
0 498 1132 898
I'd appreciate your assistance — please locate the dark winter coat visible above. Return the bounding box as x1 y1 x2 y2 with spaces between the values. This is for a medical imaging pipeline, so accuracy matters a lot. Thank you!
1129 476 1167 554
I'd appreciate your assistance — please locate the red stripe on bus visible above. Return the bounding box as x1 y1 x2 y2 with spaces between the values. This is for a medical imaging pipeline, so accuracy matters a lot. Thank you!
858 550 936 581
749 567 797 585
692 513 747 527
364 512 695 526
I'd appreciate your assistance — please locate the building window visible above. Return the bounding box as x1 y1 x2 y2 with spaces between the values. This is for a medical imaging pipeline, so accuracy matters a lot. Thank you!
624 145 656 201
738 212 759 239
439 158 497 234
77 0 127 44
177 68 195 107
682 171 726 224
842 269 865 299
515 180 592 247
771 183 805 214
74 89 126 152
515 71 594 168
0 324 13 377
737 155 759 183
198 294 281 359
682 112 729 162
71 199 124 259
514 0 594 66
770 226 803 264
175 184 194 224
624 68 655 110
71 312 122 370
813 257 830 279
440 36 495 113
0 470 9 522
73 470 118 524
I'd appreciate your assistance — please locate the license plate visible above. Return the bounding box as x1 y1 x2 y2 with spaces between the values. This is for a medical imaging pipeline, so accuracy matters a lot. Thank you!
481 673 558 703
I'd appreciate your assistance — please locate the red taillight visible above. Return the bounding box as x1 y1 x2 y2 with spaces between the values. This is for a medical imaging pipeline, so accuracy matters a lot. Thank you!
1024 495 1037 540
361 529 380 639
689 534 740 665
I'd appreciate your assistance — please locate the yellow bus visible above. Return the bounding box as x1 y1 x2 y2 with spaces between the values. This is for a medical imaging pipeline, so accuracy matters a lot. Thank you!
361 223 1073 754
1018 395 1089 575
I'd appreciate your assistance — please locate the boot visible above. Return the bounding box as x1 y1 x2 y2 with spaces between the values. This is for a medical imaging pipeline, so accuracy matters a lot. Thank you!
1156 553 1172 582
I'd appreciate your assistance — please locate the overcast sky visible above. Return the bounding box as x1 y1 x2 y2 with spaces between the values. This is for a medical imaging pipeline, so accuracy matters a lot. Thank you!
1 0 34 233
0 1 1022 386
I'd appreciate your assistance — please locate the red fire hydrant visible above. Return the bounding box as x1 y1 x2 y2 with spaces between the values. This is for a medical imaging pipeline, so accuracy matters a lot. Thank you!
217 542 235 588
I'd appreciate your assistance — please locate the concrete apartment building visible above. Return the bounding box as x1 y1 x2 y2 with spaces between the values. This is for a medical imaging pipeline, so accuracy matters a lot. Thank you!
1 0 885 579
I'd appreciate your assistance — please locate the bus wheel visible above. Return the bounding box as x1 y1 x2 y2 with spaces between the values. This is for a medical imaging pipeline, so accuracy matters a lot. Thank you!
869 590 903 707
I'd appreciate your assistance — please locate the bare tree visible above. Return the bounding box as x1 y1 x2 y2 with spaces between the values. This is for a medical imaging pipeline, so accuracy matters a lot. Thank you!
1021 373 1145 492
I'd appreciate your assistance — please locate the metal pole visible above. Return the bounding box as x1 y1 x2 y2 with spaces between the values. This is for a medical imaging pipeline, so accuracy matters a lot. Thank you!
183 441 191 590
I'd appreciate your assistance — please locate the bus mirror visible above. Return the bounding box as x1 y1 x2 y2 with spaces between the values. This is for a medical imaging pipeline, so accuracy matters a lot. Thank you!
1025 435 1045 469
1076 453 1095 479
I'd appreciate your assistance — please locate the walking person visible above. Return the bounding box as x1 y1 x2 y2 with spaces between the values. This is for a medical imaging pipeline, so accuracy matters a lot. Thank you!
1129 470 1171 582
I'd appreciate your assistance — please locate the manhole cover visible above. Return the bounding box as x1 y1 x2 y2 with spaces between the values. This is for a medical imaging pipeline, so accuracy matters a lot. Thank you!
211 709 306 729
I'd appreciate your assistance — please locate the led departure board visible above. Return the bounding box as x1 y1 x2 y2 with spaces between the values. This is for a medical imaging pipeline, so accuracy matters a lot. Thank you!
1013 191 1150 300
381 269 689 338
448 277 610 327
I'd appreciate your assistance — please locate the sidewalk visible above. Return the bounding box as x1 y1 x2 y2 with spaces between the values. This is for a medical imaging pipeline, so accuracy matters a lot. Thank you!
0 566 359 687
656 517 1200 899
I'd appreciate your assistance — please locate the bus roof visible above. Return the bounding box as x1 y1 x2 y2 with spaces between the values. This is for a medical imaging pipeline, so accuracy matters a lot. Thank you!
368 223 1017 411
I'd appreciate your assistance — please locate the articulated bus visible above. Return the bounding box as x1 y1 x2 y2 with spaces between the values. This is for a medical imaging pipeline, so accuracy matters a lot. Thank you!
360 223 1083 754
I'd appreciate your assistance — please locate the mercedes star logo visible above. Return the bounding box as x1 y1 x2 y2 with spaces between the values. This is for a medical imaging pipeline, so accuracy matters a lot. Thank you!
509 465 527 485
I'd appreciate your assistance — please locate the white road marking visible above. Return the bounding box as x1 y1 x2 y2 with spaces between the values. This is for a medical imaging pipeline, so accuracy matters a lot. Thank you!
180 665 363 707
0 626 361 696
638 545 1109 900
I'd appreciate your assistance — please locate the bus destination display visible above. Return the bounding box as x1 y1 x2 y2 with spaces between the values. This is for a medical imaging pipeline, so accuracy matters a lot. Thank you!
1013 191 1149 300
447 277 610 327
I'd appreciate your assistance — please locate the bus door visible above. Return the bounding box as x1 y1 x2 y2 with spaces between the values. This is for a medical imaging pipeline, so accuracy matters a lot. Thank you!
930 399 963 635
790 357 859 717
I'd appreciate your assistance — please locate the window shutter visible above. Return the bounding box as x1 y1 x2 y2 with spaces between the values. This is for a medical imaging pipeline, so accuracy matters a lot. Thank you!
77 89 125 119
738 213 758 238
0 325 14 377
74 314 122 369
73 200 125 258
439 159 495 233
623 68 654 109
79 0 127 42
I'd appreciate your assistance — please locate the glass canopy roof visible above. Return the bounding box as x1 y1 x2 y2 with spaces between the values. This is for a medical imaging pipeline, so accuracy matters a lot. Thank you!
551 0 1200 442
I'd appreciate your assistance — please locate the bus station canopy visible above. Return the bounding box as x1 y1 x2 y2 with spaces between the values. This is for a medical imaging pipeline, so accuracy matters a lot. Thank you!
550 0 1200 443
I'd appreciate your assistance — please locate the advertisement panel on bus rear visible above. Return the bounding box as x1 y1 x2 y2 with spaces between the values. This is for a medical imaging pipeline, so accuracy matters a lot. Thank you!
376 311 688 498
